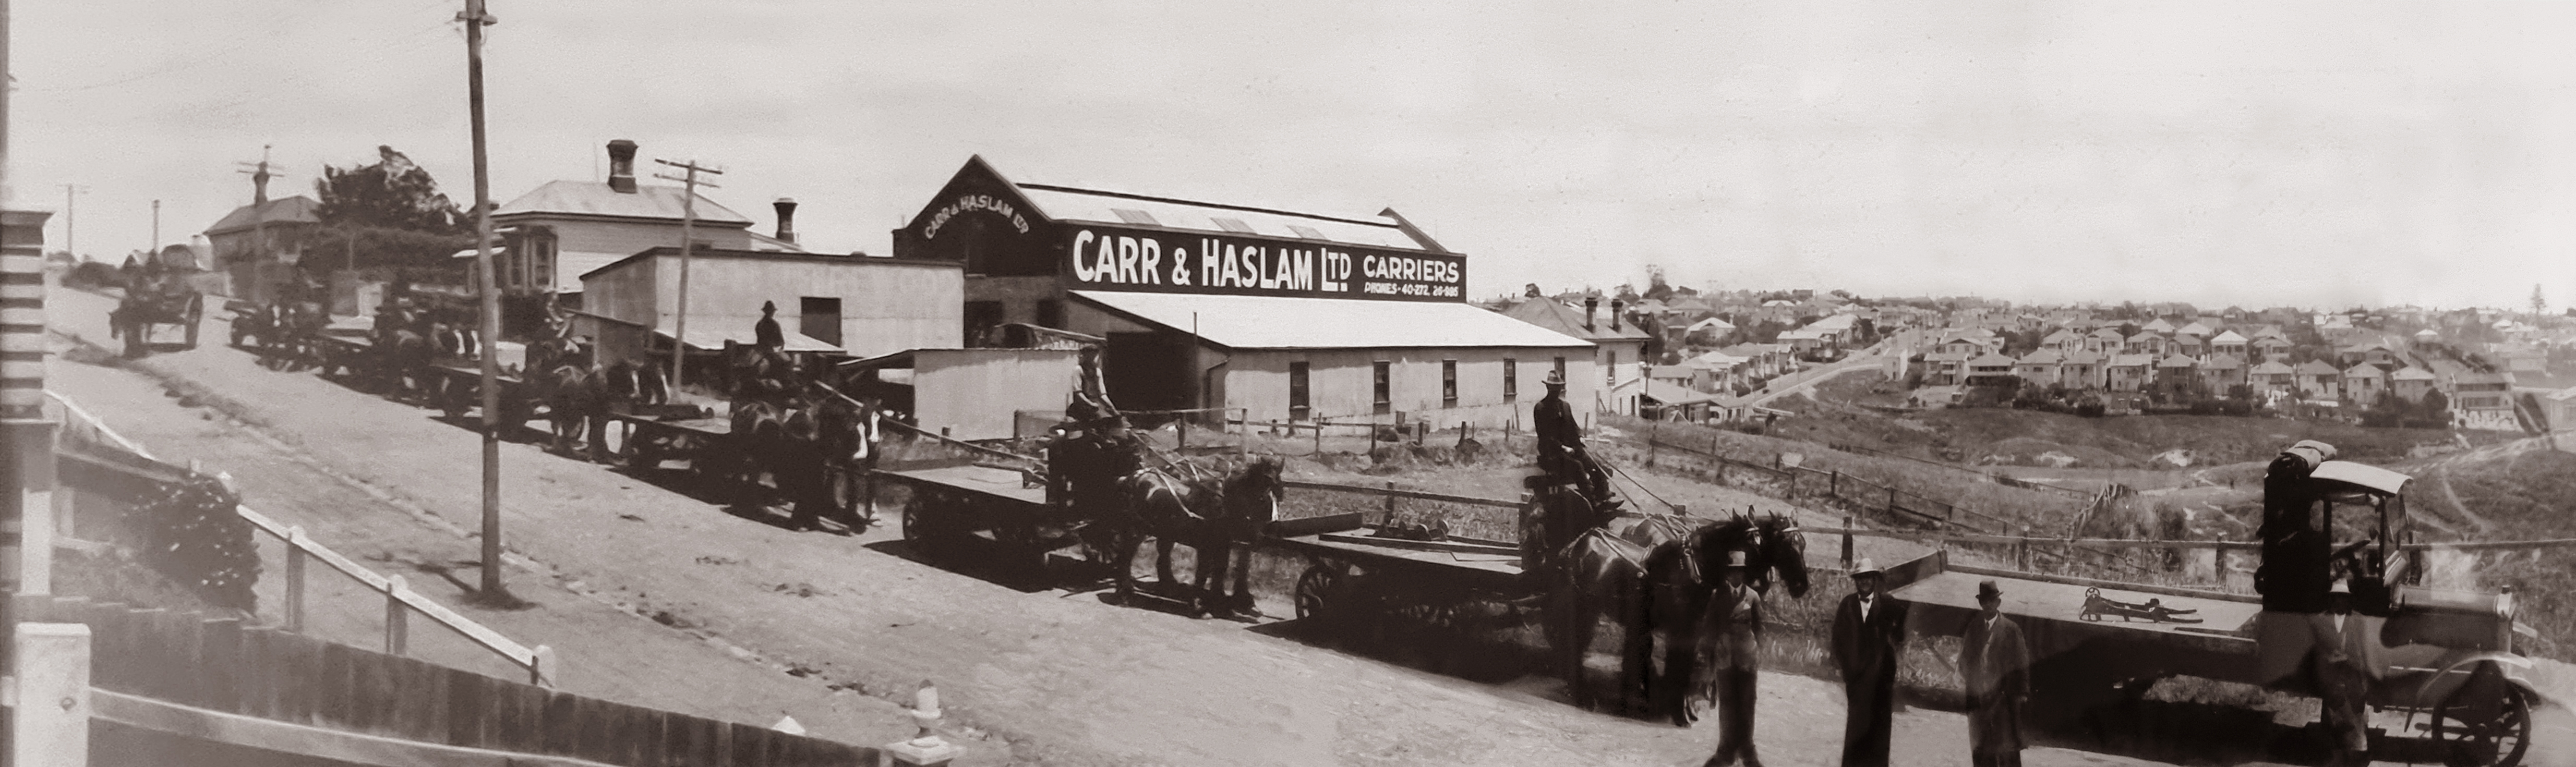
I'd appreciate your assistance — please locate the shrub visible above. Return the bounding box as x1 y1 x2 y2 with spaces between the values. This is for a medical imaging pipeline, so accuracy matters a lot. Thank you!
123 473 261 613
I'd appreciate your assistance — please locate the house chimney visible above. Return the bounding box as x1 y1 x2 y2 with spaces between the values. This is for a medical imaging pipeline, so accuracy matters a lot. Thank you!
1584 297 1598 332
1611 300 1624 332
772 198 799 245
606 139 639 193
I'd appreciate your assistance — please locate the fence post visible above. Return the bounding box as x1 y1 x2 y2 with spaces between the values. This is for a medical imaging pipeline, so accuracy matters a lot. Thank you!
285 526 309 634
2016 525 2031 571
1830 470 1840 497
1888 487 1899 515
12 622 92 767
1840 515 1854 569
531 644 560 688
384 575 410 656
1382 481 1398 526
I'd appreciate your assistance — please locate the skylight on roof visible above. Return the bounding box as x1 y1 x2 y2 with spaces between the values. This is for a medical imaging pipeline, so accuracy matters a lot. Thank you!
1211 217 1257 234
1112 209 1160 226
1286 225 1328 240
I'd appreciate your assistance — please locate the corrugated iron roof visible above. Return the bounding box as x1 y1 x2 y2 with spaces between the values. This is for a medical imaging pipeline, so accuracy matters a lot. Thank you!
659 326 839 353
2343 363 2386 379
204 196 322 235
496 180 754 226
2294 360 2342 375
1501 298 1653 342
1015 185 1422 250
1070 291 1592 350
2209 330 2249 344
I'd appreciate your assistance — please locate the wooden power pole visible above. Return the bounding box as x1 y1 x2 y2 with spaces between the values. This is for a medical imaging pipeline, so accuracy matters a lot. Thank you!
460 0 508 601
653 158 720 389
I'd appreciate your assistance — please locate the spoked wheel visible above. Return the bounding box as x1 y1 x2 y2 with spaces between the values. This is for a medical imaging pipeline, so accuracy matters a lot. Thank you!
901 494 946 559
2433 662 2532 767
1294 564 1346 640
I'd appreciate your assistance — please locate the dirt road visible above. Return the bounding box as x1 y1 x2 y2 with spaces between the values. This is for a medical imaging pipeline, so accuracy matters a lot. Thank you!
52 282 2545 766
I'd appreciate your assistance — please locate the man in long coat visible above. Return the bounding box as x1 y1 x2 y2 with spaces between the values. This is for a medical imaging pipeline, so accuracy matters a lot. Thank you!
1961 579 2031 767
2310 579 2382 766
1700 550 1766 767
1831 559 1905 767
1531 371 1610 508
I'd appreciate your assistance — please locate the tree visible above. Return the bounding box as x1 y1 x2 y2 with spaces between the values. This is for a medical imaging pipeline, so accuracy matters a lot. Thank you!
2534 284 2548 316
315 145 467 233
1643 265 1674 302
1524 283 1543 298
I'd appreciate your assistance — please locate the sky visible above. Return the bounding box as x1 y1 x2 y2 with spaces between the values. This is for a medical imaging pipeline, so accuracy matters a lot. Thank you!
7 1 2573 311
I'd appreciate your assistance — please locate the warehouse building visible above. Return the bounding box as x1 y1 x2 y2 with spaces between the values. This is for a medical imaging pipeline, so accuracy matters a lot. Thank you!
575 247 962 366
890 156 1595 429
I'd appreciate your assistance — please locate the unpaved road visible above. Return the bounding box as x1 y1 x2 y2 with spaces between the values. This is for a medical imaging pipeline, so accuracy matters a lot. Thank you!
50 281 2574 766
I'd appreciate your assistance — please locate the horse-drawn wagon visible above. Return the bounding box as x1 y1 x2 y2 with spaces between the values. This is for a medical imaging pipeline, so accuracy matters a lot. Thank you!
874 462 1088 581
108 273 203 357
1886 453 2539 766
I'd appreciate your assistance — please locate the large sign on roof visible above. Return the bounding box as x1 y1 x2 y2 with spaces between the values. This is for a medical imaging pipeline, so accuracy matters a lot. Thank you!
1063 225 1465 302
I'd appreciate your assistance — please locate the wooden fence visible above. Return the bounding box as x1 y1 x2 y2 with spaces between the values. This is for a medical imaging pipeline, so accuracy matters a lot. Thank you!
1643 435 2018 533
6 595 872 767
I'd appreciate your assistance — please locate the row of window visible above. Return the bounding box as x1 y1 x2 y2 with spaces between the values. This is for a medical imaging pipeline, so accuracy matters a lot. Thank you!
1286 357 1569 420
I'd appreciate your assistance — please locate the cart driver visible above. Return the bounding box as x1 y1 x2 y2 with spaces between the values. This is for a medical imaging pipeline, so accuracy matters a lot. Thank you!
1533 371 1612 510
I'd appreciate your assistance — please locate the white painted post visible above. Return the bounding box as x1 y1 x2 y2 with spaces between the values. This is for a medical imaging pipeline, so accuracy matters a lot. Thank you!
884 680 963 766
12 623 93 767
531 644 560 688
285 527 309 633
384 575 410 656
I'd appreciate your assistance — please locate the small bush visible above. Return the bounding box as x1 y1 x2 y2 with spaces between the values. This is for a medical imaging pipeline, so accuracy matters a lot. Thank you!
122 473 261 613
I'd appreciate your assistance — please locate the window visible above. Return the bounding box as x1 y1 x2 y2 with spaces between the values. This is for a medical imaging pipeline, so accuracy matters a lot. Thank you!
531 237 556 293
1289 362 1310 422
1503 358 1518 401
1373 361 1391 416
1606 350 1618 384
799 297 842 347
964 301 1005 348
1441 360 1458 406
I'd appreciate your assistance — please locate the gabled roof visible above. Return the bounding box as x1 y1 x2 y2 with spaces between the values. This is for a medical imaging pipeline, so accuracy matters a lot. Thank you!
496 180 755 225
2342 363 2387 380
2209 330 2249 344
2175 322 2214 337
2294 360 2342 376
1501 298 1653 342
2252 335 2293 347
2202 353 2246 370
1924 351 1971 363
1777 328 1827 341
1719 343 1782 358
1687 317 1736 332
204 196 322 235
2042 328 2078 343
2141 318 2176 333
2455 371 2514 386
2158 355 2199 369
1686 350 1747 369
2249 361 2296 375
1968 353 2017 368
1073 291 1591 350
2090 327 2128 339
2251 325 2288 340
1807 314 1858 332
2018 349 2065 364
2389 366 2438 381
2110 354 2154 368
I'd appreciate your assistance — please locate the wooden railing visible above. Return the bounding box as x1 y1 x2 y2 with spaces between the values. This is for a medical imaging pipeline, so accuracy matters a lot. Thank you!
48 390 559 687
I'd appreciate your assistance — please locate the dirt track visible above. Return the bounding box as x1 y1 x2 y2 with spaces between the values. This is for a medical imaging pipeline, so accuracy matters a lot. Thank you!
53 281 2576 766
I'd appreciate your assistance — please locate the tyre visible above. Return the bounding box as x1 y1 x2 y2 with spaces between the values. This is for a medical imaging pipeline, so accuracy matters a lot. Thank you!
1294 564 1343 627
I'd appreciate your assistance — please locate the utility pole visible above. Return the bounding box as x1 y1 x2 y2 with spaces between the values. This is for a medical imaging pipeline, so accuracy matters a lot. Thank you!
653 158 720 389
58 184 84 258
235 147 284 300
459 0 508 602
151 199 160 253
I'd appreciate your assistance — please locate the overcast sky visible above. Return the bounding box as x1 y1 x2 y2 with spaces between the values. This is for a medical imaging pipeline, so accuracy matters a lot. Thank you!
9 1 2572 311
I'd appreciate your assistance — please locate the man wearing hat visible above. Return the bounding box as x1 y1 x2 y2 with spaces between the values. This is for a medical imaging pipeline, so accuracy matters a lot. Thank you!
1831 558 1906 767
2308 577 2381 766
1532 369 1610 508
1960 579 2031 767
755 300 786 351
1700 550 1766 767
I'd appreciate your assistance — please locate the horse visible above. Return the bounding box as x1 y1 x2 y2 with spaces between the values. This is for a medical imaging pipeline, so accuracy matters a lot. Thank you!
723 397 795 496
1111 457 1286 617
542 362 603 457
1640 512 1811 726
1550 502 1698 713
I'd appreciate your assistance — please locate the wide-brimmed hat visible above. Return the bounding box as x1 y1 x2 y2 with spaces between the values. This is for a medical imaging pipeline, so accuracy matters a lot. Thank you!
1543 370 1567 387
1976 579 2003 600
762 300 778 313
1850 558 1883 579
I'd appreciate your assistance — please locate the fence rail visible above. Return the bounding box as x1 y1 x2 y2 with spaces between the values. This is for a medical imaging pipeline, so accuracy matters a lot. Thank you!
1645 435 2018 533
48 390 558 687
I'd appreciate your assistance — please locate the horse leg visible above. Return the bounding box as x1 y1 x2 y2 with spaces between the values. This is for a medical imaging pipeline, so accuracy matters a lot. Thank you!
1155 537 1178 587
1620 574 1658 718
1113 529 1141 601
1559 586 1594 710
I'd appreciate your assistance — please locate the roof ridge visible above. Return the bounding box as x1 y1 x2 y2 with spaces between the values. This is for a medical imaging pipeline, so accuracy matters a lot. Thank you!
1016 183 1395 228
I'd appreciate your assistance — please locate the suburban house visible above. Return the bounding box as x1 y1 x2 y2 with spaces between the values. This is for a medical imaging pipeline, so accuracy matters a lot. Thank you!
2126 332 2169 357
2108 354 2153 392
2338 343 2402 368
491 140 803 307
1938 334 1999 358
2174 321 2214 338
203 193 323 303
2209 330 2250 359
2015 349 2064 388
2414 328 2442 346
1682 349 1750 393
1506 296 1654 394
2251 335 2295 363
1965 352 2019 386
1777 327 1831 355
1922 351 1970 386
2450 371 2517 429
2390 366 2439 403
2544 387 2576 432
2142 318 2177 334
1722 342 1795 379
2170 334 2206 359
2294 360 2342 401
2061 349 2106 389
2200 353 2247 392
2248 360 2298 396
1686 316 1737 345
2042 327 2081 353
2086 327 2127 355
2342 363 2387 407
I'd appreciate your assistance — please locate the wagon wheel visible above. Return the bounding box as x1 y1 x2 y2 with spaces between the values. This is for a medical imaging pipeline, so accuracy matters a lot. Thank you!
1000 521 1053 583
624 429 664 471
2431 663 2532 767
1294 563 1345 630
182 294 203 349
438 377 473 419
900 492 949 559
121 312 147 358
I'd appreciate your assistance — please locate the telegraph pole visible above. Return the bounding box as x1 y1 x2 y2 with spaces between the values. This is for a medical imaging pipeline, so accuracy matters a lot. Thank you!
235 148 284 299
151 199 160 253
58 184 84 258
652 159 720 389
460 0 508 601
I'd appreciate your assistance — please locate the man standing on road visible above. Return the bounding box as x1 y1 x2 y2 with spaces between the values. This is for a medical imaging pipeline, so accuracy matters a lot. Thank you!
2310 578 2380 766
1701 550 1766 767
1961 579 2031 767
1831 558 1905 767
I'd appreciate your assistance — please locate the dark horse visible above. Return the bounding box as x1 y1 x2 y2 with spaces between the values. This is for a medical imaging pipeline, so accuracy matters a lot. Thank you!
1555 509 1810 721
1112 457 1285 617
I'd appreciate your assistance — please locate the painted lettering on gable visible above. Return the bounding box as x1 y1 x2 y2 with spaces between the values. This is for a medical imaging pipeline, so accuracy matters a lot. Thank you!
922 192 1033 240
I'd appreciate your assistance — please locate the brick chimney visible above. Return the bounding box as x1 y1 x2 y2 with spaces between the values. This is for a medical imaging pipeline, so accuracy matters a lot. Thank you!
606 139 639 193
772 198 798 245
1584 297 1598 332
1611 300 1624 332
